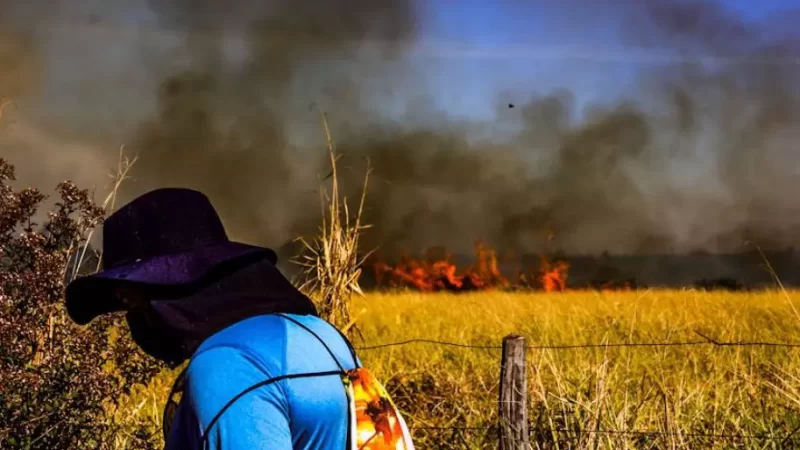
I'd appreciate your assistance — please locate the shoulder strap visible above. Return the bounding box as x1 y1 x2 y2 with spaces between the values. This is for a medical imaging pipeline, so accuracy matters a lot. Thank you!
162 366 189 441
200 370 343 447
275 313 360 369
332 321 361 369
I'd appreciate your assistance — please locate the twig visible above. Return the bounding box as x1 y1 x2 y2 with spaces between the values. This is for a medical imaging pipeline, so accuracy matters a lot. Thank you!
68 146 137 281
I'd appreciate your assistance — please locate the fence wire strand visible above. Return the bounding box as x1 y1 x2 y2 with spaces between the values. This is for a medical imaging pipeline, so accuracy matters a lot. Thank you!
356 334 800 351
410 425 797 443
359 333 800 446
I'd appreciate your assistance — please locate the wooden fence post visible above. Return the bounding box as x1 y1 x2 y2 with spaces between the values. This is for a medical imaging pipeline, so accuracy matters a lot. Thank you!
499 334 528 450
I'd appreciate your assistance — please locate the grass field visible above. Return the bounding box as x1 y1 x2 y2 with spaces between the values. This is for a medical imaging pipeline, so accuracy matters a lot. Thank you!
121 289 800 449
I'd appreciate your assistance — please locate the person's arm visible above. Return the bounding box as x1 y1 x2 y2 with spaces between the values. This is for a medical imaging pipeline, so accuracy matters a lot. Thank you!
185 346 293 450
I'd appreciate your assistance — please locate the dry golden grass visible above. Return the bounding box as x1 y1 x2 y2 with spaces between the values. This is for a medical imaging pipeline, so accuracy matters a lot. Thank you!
293 111 372 332
124 289 800 449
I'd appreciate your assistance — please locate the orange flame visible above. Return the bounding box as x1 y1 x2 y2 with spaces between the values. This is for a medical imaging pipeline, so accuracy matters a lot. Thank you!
540 259 569 292
368 242 574 292
371 241 509 292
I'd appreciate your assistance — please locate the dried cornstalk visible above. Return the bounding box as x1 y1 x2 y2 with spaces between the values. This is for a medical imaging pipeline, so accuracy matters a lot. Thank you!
293 111 373 333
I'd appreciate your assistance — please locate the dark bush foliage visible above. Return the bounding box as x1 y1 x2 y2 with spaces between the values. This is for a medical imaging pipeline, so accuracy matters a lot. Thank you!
0 158 163 449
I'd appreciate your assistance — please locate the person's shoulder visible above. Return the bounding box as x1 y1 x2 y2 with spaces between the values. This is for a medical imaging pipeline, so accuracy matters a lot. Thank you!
195 314 291 359
185 345 285 429
279 313 334 330
278 314 359 370
202 314 291 345
278 314 347 349
187 345 275 392
187 315 294 398
210 313 335 349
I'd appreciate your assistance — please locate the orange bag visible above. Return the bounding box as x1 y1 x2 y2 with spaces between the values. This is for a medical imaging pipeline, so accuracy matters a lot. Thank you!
344 367 415 450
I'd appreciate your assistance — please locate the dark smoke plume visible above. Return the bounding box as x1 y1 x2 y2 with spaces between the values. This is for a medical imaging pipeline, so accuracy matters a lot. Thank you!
2 0 799 259
334 0 800 256
124 0 418 245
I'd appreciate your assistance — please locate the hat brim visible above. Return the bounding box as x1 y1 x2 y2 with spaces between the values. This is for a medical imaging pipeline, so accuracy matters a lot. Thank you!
65 241 277 325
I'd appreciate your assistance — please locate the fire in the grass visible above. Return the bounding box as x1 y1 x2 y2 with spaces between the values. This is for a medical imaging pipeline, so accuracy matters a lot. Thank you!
366 242 570 292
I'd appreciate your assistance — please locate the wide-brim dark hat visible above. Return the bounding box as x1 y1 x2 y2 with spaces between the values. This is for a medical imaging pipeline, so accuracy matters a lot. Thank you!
65 188 277 325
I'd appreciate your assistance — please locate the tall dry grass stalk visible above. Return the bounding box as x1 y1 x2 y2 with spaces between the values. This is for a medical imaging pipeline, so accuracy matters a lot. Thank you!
752 243 800 325
67 146 138 282
294 111 373 333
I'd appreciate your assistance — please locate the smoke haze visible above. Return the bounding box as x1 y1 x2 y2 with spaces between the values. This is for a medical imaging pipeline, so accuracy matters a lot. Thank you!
1 0 799 257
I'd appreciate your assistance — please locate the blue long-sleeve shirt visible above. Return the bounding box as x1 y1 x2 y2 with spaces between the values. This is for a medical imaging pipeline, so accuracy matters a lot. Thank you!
164 313 358 450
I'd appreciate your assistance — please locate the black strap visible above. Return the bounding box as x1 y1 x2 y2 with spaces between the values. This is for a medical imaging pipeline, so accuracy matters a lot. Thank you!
201 370 345 446
332 321 361 369
275 313 360 370
162 366 188 441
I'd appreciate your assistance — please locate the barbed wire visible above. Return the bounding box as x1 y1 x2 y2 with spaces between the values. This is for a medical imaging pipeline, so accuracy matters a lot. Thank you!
355 331 800 351
357 330 800 448
409 424 799 443
357 339 503 350
361 333 800 446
